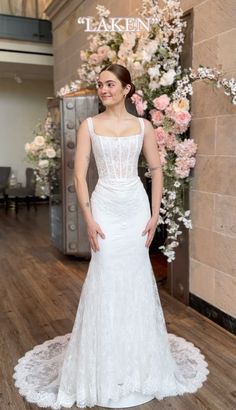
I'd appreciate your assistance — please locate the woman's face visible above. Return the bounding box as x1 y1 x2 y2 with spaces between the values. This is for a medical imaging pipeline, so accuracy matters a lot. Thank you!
97 70 130 106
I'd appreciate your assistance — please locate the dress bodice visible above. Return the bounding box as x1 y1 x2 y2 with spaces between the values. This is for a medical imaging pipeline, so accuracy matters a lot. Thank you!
87 116 144 180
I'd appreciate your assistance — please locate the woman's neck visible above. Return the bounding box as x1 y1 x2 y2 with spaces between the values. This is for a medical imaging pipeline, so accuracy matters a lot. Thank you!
103 102 130 120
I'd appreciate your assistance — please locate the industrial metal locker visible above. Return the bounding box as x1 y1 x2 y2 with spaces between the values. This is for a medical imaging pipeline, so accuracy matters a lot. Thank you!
47 91 99 257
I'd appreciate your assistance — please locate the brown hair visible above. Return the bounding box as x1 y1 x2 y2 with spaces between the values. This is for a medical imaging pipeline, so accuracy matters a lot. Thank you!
99 63 136 98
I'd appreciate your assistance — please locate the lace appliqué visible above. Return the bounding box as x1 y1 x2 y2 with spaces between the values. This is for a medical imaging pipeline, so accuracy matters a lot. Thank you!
87 117 144 181
13 332 209 409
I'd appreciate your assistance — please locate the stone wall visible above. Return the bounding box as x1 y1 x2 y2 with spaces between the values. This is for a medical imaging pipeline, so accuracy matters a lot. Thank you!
46 0 236 318
181 0 236 318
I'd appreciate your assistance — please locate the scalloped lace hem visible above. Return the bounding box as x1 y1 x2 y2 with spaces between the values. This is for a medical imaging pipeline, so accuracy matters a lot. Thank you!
13 332 209 409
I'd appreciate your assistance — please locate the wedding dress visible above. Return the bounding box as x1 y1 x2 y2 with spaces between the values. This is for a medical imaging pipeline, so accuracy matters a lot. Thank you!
13 116 209 409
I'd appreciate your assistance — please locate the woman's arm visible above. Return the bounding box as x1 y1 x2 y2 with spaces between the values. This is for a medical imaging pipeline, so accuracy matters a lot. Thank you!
74 119 105 252
74 119 93 225
142 118 163 219
141 118 163 247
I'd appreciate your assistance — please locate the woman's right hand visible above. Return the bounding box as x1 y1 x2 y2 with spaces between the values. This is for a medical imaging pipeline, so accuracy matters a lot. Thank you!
86 218 105 252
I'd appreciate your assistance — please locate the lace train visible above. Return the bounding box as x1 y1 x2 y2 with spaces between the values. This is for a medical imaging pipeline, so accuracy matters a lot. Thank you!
13 332 209 409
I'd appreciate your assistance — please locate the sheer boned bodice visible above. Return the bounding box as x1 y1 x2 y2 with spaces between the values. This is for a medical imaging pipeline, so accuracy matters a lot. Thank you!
86 117 144 181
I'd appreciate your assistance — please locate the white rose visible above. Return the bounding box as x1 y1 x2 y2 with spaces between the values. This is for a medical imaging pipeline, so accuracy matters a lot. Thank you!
80 50 87 61
38 159 49 168
172 98 190 112
34 135 45 147
159 69 176 86
107 50 116 60
30 142 38 152
25 142 31 153
45 147 56 158
136 89 144 96
94 65 102 73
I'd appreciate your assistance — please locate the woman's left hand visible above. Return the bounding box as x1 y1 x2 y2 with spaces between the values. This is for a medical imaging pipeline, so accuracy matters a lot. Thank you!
142 216 159 248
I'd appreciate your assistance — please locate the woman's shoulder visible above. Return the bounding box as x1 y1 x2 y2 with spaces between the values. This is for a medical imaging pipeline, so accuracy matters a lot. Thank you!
142 118 153 127
80 115 99 126
129 115 150 125
141 118 154 136
89 113 106 125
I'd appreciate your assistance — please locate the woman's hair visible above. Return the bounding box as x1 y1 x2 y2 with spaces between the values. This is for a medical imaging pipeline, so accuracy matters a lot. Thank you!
99 64 136 98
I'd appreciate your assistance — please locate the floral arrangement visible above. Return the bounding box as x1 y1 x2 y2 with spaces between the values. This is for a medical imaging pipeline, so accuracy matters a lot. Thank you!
25 113 60 197
56 0 236 262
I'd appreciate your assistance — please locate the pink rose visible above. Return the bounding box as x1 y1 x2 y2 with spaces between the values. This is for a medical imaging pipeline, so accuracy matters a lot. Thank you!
174 110 191 127
97 45 110 59
88 53 101 65
150 109 164 126
136 100 147 116
153 94 170 111
166 133 177 151
131 93 142 105
171 110 191 134
154 126 168 146
173 123 189 134
131 93 147 116
165 104 176 118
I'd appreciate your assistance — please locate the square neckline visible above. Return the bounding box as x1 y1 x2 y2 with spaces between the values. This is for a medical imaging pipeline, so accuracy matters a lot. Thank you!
88 116 143 139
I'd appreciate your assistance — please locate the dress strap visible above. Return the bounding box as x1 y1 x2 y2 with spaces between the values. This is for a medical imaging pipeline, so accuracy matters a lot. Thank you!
86 117 94 138
138 117 145 137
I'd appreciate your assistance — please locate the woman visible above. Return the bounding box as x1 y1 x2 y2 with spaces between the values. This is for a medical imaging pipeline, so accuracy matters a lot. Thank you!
13 64 209 409
74 64 163 254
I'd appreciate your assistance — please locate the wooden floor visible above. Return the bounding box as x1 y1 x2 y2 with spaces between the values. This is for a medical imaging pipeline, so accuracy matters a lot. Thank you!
0 204 236 410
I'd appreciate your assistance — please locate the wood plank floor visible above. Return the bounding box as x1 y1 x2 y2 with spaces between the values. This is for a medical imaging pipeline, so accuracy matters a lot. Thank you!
0 205 235 410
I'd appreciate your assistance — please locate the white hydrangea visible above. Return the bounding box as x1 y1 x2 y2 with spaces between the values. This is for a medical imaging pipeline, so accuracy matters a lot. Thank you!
159 69 176 86
38 159 49 168
148 65 160 79
45 147 56 158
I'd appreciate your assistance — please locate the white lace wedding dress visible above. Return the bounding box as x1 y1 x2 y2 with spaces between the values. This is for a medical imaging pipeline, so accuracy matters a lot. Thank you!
13 116 209 409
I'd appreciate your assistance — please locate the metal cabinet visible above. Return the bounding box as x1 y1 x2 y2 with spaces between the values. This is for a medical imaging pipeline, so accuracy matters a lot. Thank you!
47 92 99 257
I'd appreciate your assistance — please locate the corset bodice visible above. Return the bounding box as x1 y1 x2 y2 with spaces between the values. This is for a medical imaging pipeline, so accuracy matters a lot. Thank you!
86 116 144 180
